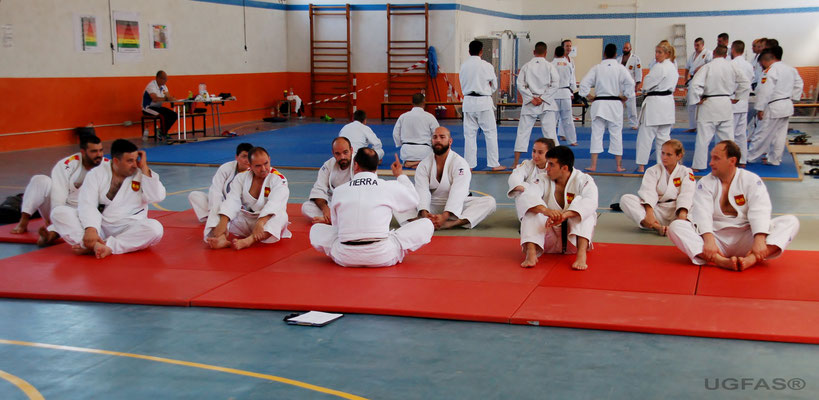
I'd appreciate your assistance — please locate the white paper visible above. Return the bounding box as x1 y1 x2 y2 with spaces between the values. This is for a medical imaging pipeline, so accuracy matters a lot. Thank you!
112 10 141 62
2 24 12 48
73 14 101 53
287 311 343 325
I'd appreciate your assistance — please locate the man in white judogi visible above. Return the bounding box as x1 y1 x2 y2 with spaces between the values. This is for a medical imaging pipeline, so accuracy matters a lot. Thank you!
685 37 712 132
579 43 635 172
393 93 439 168
397 127 497 229
621 139 695 236
508 138 555 220
460 40 505 171
206 147 291 250
310 148 434 267
339 110 384 160
747 46 804 166
746 38 768 136
188 142 252 229
50 139 165 259
301 137 355 223
717 33 732 60
617 42 642 129
519 146 598 270
552 45 577 146
668 141 799 271
688 45 751 171
513 41 560 167
729 41 755 165
11 135 106 247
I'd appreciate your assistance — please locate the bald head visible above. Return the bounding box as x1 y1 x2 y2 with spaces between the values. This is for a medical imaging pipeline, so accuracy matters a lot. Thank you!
431 127 452 156
623 42 632 54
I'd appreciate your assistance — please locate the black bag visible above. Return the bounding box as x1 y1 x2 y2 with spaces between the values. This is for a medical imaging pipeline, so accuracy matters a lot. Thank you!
0 193 41 224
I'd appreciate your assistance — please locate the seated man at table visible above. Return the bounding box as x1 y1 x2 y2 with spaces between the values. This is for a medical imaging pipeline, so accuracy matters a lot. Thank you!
142 70 178 138
188 142 253 230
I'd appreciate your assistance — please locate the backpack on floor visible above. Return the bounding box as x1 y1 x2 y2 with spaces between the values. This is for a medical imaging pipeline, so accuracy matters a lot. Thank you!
0 193 40 224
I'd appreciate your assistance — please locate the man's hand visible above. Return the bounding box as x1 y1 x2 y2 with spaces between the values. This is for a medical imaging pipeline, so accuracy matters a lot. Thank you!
750 233 769 262
311 216 331 225
586 94 595 102
619 95 627 103
137 150 151 176
541 208 563 227
510 185 526 195
676 209 688 221
530 97 543 106
701 233 723 264
731 99 739 104
697 99 705 105
252 218 269 241
757 111 764 120
82 227 103 250
391 154 403 177
427 213 448 229
209 216 229 238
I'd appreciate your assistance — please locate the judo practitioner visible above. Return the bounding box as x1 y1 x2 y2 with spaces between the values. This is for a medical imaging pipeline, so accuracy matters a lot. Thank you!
309 149 434 267
617 42 643 129
397 127 497 229
519 146 598 270
635 41 678 172
621 139 695 235
552 46 578 146
392 93 439 168
684 38 713 132
729 41 755 165
668 140 799 270
688 45 751 171
207 147 291 250
507 138 556 221
302 137 355 223
339 110 384 160
578 43 635 172
460 40 505 171
50 139 165 259
513 41 560 167
187 142 253 230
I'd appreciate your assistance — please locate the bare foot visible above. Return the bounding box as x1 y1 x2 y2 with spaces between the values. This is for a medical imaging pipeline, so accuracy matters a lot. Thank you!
571 256 588 270
683 128 696 133
521 244 538 268
231 236 255 250
559 136 566 141
637 165 645 173
714 255 739 270
207 235 231 249
36 226 60 247
652 223 667 236
404 161 420 169
631 126 639 130
584 166 596 172
71 244 93 255
10 222 27 234
490 166 507 171
438 218 467 230
737 254 759 271
93 242 113 259
616 166 627 172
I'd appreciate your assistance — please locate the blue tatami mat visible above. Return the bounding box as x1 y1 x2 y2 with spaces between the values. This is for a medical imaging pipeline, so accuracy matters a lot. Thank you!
144 123 798 178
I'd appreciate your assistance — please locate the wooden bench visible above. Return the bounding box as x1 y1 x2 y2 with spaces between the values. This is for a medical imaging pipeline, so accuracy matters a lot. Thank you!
381 101 462 121
495 102 588 125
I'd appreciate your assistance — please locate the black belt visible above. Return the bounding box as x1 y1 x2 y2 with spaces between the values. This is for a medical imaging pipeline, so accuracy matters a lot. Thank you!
561 220 569 254
403 142 430 146
769 97 790 105
466 92 488 97
645 90 672 96
594 96 621 101
749 93 756 97
560 86 572 90
341 239 383 246
702 94 730 98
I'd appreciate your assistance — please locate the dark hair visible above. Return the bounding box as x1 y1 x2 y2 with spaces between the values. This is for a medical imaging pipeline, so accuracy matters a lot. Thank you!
534 41 548 55
248 146 269 163
545 145 574 172
731 40 745 55
236 142 253 156
156 70 166 78
332 136 352 149
713 45 728 57
469 40 483 56
353 110 366 123
411 93 425 106
554 46 565 57
111 139 138 159
534 137 555 151
80 134 102 150
770 45 783 60
765 38 778 49
604 43 617 59
718 140 741 165
718 33 729 41
561 39 572 47
694 37 704 44
353 147 379 172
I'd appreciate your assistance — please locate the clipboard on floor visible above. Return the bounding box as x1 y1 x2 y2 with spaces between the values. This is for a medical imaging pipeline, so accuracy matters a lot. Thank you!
283 311 343 327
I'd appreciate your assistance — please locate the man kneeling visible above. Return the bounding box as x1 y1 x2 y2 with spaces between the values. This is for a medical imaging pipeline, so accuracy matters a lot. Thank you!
207 147 291 250
519 146 598 269
310 149 434 267
667 140 799 270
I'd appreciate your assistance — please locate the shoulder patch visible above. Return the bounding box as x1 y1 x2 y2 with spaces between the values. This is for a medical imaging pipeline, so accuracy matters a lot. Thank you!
689 172 695 181
64 154 80 165
271 168 286 180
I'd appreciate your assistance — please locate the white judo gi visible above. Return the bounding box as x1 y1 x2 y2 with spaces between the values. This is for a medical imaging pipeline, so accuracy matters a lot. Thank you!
620 163 695 228
188 160 241 228
514 56 560 152
310 172 434 267
687 57 751 169
392 106 439 162
667 169 799 265
460 55 500 169
396 150 497 228
301 157 354 219
339 121 384 160
518 168 598 256
730 56 755 164
51 163 166 255
579 59 636 156
748 61 804 166
617 53 643 127
552 56 577 144
19 153 98 225
635 59 678 166
507 159 547 220
686 49 713 130
214 168 291 243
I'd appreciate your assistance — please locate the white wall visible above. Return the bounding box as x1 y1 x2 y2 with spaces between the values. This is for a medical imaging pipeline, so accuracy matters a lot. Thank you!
0 0 287 78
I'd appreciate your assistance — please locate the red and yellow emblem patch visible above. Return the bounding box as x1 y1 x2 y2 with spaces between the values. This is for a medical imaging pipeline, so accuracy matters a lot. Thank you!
689 172 696 181
131 181 141 191
734 194 746 206
64 154 80 165
271 168 286 180
761 76 767 84
628 65 633 70
264 187 271 197
566 193 575 204
673 177 682 187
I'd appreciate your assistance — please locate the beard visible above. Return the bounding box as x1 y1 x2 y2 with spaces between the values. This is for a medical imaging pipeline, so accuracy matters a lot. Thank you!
337 158 350 169
432 143 449 156
91 156 103 166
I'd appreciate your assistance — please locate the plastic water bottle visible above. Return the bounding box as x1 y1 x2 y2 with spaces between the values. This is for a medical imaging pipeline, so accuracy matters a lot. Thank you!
384 89 389 102
142 128 149 142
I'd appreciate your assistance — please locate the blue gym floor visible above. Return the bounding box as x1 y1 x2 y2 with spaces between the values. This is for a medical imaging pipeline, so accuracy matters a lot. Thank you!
1 114 818 399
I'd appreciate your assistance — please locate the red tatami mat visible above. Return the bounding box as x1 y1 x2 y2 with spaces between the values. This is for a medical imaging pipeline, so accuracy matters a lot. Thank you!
696 250 819 301
0 210 172 244
539 243 701 295
511 286 819 344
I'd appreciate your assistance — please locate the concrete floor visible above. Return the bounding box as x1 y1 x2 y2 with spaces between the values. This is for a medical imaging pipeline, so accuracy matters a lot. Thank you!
1 113 818 399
